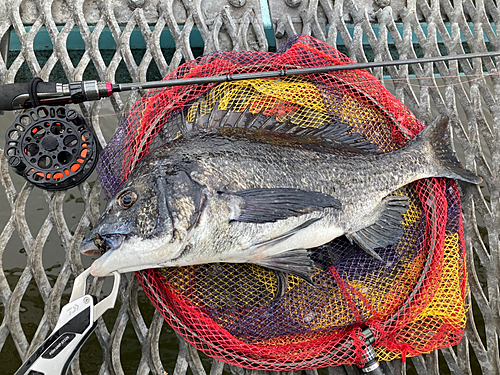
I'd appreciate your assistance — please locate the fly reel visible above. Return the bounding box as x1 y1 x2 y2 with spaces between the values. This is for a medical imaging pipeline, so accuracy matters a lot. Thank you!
4 105 101 190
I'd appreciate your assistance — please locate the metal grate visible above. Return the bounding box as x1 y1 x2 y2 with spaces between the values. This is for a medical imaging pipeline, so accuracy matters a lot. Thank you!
0 0 498 374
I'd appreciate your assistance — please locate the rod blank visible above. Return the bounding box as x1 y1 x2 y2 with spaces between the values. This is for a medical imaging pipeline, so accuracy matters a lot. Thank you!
115 50 500 92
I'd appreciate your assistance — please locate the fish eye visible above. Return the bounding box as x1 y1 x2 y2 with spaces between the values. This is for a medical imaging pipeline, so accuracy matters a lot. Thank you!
118 191 137 209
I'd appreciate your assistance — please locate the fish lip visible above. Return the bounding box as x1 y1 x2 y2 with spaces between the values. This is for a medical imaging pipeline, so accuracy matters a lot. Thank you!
89 239 149 277
88 239 126 276
89 249 117 277
80 239 101 256
88 235 184 277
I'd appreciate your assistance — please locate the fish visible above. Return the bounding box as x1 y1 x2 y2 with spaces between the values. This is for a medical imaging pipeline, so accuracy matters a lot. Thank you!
81 115 481 290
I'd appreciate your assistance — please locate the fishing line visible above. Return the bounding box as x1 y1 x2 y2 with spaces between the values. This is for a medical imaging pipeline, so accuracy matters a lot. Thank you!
386 71 500 88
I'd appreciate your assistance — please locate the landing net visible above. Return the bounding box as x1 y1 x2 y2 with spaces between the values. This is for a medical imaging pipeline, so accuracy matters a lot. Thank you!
97 35 467 369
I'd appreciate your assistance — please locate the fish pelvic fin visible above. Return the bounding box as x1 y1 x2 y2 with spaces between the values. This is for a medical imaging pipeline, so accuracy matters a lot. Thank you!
274 271 289 299
255 249 317 287
415 115 482 184
248 218 321 287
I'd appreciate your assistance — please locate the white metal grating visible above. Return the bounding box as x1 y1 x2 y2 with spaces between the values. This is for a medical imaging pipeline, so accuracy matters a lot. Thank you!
0 1 499 374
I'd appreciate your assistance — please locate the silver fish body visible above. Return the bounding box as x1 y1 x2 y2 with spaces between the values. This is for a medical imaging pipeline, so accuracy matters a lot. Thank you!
81 116 481 281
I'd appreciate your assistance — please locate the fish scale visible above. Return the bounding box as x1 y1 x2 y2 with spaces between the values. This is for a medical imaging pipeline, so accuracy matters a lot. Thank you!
188 135 418 205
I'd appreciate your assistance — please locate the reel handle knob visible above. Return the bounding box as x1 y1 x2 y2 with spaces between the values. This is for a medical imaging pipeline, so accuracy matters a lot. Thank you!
8 155 26 173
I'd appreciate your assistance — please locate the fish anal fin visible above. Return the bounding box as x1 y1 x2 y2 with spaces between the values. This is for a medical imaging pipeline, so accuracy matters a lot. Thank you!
227 188 341 223
347 195 410 260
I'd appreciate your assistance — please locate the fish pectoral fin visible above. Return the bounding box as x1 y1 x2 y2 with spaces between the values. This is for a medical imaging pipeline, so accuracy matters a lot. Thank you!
249 217 321 252
346 195 410 261
255 249 317 287
226 188 341 223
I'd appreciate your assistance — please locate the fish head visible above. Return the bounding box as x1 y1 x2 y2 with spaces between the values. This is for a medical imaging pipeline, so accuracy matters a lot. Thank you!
81 165 205 277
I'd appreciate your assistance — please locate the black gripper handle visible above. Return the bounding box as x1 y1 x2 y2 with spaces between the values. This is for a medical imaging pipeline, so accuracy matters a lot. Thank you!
0 82 57 110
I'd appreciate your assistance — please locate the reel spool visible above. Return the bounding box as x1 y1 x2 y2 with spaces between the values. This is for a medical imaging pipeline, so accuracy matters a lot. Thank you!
4 105 101 190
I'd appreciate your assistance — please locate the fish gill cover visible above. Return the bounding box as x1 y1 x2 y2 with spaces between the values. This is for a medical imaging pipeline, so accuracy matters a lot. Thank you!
96 35 467 369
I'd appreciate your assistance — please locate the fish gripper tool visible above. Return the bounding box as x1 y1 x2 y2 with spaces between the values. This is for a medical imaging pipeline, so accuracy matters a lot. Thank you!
14 268 120 375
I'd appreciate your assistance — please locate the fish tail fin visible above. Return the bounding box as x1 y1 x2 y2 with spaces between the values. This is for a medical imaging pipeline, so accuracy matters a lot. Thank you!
413 115 482 184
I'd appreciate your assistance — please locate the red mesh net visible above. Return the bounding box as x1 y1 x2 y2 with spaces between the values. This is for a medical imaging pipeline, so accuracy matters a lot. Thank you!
97 35 467 369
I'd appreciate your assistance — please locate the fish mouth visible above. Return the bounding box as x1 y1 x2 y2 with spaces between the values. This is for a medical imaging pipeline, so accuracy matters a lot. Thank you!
80 240 101 256
81 233 125 256
80 233 126 277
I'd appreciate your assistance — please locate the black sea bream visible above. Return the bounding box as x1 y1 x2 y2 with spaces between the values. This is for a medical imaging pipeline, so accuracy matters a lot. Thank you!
81 116 480 285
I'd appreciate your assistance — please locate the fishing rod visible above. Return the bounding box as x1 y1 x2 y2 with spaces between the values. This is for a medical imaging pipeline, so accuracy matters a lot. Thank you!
3 49 500 191
1 49 499 111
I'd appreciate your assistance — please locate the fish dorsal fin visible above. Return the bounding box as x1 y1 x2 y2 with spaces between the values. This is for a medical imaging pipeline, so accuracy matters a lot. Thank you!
186 95 379 152
305 121 380 152
225 188 341 223
346 195 410 260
